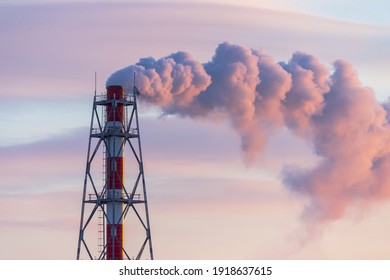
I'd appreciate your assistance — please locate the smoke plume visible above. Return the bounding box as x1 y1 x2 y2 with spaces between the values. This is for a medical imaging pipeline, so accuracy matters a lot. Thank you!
107 42 390 223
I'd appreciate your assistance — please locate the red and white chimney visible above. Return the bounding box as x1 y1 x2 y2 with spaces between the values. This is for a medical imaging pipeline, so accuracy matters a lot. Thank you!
106 85 124 260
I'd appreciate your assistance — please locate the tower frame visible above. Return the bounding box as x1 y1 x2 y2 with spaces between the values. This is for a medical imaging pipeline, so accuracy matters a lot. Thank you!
77 85 153 260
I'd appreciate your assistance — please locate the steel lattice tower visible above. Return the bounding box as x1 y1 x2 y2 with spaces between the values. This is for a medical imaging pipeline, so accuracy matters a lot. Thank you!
77 85 153 260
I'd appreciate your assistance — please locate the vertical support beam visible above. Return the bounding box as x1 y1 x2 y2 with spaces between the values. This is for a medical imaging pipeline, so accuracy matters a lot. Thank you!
134 89 154 260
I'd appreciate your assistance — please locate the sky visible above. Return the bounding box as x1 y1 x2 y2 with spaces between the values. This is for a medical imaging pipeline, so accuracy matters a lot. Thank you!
1 0 390 259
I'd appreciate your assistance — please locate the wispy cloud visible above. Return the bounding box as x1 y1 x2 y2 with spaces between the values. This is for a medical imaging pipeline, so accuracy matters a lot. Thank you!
0 128 87 195
1 1 388 97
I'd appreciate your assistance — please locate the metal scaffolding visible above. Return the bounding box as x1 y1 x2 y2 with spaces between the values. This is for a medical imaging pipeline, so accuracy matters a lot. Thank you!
76 85 153 260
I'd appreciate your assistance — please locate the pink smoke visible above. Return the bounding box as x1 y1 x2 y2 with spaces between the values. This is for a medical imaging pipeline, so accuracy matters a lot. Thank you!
107 42 390 223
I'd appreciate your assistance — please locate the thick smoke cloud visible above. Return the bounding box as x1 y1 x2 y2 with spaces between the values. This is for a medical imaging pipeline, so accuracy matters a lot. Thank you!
107 42 390 223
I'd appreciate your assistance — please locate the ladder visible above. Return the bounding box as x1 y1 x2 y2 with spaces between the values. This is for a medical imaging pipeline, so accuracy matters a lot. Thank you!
98 103 106 255
97 206 105 255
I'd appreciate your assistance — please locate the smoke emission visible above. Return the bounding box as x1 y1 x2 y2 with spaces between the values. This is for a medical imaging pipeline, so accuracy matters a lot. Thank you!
107 42 390 223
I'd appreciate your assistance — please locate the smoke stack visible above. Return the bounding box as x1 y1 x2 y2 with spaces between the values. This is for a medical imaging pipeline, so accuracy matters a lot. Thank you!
105 85 125 260
77 83 153 260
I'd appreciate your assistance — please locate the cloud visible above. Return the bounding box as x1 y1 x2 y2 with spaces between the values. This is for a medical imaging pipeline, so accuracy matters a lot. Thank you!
1 1 389 98
0 128 87 194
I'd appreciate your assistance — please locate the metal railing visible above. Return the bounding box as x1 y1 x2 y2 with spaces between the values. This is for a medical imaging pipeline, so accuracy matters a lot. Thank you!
95 93 134 102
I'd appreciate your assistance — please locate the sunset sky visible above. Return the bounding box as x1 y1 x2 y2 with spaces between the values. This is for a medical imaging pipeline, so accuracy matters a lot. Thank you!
1 0 390 259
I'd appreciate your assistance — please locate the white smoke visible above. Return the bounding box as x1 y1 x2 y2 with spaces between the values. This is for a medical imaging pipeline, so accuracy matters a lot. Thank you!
107 42 390 223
